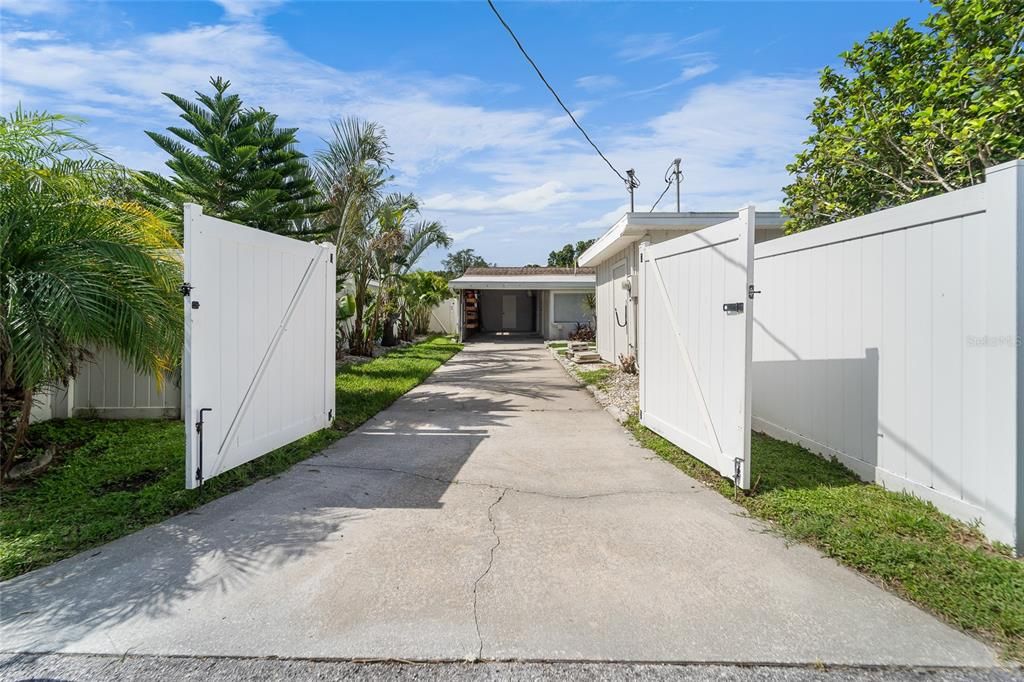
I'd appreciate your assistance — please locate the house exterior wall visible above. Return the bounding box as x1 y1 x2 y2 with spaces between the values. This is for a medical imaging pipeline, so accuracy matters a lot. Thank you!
595 243 637 363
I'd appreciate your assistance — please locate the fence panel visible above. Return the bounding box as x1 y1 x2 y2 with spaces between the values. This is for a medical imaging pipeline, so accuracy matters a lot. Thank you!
752 160 1022 552
183 204 336 489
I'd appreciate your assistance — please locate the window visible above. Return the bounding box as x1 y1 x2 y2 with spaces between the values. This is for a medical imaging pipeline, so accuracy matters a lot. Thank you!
553 293 592 324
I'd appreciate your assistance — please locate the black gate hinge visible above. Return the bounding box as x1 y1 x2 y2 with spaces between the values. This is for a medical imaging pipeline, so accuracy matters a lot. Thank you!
328 409 333 421
179 282 193 296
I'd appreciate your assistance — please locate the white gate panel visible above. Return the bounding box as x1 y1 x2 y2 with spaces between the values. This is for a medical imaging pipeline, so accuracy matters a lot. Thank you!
183 204 336 489
640 207 754 488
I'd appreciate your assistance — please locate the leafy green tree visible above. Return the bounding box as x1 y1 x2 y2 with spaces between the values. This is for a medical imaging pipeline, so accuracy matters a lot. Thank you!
0 110 182 478
400 271 453 339
141 76 321 235
442 248 492 278
783 0 1024 232
548 239 596 267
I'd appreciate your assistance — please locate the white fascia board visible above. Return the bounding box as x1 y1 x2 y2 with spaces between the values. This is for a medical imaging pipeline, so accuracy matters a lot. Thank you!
578 211 785 267
578 213 629 267
449 276 595 291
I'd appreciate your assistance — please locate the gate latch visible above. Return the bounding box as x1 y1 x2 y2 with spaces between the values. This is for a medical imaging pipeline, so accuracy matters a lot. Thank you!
195 408 212 486
722 302 744 314
733 457 743 486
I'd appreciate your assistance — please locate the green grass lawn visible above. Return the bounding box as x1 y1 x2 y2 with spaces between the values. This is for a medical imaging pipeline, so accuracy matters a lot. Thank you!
628 418 1024 661
576 367 612 388
0 336 462 580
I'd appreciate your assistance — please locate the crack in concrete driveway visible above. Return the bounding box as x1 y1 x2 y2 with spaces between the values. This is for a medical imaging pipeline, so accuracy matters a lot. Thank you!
472 487 508 661
0 339 1002 668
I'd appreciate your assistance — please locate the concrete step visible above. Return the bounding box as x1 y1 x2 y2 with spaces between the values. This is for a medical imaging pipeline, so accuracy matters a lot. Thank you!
570 352 603 364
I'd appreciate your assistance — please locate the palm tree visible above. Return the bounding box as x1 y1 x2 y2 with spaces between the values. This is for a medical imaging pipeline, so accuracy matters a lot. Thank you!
0 109 182 479
314 117 390 353
314 118 449 354
368 199 451 346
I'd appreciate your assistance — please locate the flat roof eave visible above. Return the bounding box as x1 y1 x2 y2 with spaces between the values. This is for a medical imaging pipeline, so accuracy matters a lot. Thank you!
449 276 595 291
578 210 785 267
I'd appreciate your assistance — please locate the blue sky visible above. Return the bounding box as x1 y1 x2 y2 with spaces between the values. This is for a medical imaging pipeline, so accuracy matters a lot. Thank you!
1 0 931 269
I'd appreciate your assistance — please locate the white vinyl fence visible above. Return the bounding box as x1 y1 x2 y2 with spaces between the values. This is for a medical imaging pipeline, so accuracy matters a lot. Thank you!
428 298 458 335
752 160 1023 552
30 348 181 423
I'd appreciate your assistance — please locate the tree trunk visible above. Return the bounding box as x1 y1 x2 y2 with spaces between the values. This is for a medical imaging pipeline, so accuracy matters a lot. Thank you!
381 313 399 347
350 276 373 357
1 386 33 483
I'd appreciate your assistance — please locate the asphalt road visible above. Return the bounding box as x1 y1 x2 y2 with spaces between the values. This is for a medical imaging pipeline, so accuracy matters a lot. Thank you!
1 654 1021 682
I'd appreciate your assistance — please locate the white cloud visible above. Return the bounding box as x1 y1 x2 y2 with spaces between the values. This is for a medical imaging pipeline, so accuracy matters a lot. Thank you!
628 54 718 96
5 30 63 41
212 0 288 20
0 13 816 269
0 0 68 16
680 62 717 81
617 33 677 62
616 31 714 62
575 74 621 92
425 181 576 214
574 203 629 230
472 75 817 235
0 21 574 180
449 226 485 242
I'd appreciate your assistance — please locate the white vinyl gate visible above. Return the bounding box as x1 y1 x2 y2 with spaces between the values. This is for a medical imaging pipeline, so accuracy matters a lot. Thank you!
182 204 336 489
639 207 755 488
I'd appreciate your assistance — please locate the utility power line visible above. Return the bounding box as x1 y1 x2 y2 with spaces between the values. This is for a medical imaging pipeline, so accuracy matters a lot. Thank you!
486 0 635 192
650 158 683 212
649 182 672 212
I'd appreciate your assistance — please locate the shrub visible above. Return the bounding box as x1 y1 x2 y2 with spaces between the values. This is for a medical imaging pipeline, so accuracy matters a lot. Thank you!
568 322 595 342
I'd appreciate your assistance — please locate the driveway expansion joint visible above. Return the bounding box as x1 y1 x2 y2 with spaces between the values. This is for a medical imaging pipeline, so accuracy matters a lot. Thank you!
309 463 693 501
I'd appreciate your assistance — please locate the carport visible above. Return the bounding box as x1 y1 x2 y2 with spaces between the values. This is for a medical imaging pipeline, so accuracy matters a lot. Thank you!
448 267 595 342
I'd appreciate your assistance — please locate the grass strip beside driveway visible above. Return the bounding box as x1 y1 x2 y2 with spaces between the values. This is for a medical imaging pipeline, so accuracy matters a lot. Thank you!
628 419 1024 662
0 336 462 581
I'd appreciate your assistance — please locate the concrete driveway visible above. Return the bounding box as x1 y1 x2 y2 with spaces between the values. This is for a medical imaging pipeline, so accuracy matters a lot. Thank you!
0 339 997 666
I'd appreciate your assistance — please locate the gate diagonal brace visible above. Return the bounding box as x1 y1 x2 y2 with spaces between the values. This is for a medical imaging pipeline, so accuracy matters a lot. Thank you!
208 250 326 472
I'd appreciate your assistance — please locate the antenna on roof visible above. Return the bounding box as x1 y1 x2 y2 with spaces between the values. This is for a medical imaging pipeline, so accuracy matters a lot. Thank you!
672 158 682 212
626 169 639 212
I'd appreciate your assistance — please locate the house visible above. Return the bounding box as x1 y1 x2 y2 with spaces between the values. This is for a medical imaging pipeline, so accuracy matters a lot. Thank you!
577 211 785 364
448 267 596 341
